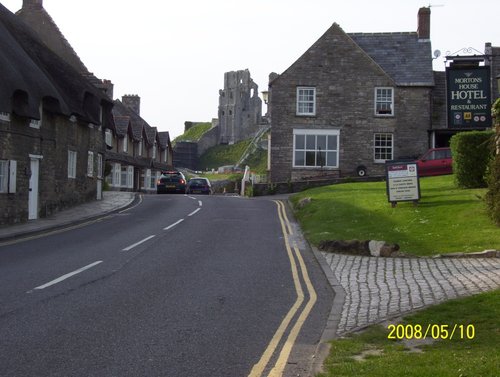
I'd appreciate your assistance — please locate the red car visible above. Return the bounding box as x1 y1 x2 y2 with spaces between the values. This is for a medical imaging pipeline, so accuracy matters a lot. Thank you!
416 148 453 177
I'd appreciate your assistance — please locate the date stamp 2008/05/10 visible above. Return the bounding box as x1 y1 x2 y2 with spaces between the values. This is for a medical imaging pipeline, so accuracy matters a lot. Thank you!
387 324 475 340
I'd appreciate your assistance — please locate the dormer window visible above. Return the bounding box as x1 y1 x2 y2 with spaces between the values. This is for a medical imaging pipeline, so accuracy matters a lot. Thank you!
138 139 143 156
152 142 157 159
375 87 394 116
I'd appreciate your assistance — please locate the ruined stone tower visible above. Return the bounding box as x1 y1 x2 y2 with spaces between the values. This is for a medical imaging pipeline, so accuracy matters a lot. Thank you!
218 69 262 144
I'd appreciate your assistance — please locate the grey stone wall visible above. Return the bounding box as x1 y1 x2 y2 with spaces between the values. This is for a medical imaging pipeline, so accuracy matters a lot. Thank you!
197 124 219 157
218 69 262 144
0 112 105 226
269 24 431 183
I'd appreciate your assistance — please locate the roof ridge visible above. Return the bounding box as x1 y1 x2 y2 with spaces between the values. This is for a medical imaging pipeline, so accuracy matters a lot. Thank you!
348 31 417 36
16 5 89 74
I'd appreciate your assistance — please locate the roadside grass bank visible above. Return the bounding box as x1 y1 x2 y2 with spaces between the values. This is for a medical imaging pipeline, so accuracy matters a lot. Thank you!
316 289 500 377
290 175 499 256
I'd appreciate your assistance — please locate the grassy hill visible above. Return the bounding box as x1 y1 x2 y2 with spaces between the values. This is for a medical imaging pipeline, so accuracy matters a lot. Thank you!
173 122 212 144
199 139 267 173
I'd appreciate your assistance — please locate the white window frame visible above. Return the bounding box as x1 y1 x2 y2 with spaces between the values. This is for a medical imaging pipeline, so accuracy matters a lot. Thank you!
296 87 316 116
150 171 159 189
374 87 394 116
123 134 129 153
152 142 157 159
293 129 340 168
0 112 11 122
374 133 394 163
127 166 134 188
113 163 121 187
105 129 113 148
68 150 77 179
97 154 103 179
144 169 151 189
29 119 41 129
87 151 94 177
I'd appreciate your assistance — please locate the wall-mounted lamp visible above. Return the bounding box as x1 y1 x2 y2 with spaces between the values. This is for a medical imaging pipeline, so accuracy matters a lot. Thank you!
261 91 269 105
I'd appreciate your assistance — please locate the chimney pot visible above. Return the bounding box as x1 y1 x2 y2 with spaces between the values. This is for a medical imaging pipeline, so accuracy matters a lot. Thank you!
417 7 431 40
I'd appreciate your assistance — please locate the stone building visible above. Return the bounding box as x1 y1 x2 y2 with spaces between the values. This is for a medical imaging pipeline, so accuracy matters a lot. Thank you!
106 95 173 192
218 69 262 144
269 8 434 183
0 3 113 225
14 0 174 194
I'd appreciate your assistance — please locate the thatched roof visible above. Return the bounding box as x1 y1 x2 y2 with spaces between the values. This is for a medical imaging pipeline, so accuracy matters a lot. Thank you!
0 3 112 124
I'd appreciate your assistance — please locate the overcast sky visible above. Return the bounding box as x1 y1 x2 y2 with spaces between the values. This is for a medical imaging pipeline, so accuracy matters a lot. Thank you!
2 0 499 138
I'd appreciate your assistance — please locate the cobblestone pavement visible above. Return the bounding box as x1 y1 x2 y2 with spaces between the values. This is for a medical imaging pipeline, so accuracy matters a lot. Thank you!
322 253 500 335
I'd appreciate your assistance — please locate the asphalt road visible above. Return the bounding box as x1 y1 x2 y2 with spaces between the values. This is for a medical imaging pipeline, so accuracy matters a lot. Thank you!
0 194 333 377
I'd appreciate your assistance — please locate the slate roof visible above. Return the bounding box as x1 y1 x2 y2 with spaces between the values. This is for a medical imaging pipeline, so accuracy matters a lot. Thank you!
0 4 112 122
113 116 131 137
112 99 167 148
158 132 171 149
349 32 434 86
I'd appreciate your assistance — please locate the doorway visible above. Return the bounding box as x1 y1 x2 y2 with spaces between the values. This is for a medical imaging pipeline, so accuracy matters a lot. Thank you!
28 155 42 220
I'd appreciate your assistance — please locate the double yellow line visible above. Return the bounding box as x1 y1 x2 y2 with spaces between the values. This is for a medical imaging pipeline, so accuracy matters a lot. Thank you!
248 200 317 377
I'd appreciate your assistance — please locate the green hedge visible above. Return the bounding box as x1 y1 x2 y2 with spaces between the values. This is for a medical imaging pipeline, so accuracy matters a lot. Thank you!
450 130 494 188
486 98 500 225
486 153 500 225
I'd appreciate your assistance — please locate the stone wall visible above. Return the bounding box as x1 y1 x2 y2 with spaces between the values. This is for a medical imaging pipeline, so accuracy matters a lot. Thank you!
269 25 431 183
172 142 198 170
218 69 262 145
0 112 105 226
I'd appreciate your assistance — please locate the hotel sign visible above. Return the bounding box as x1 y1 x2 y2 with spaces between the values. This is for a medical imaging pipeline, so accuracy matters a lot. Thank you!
446 66 492 128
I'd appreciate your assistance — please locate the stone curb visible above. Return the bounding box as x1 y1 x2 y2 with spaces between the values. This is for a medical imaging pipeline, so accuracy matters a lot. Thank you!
0 193 138 243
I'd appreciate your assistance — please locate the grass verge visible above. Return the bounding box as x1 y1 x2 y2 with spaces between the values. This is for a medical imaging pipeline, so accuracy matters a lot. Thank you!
290 175 499 256
317 289 500 377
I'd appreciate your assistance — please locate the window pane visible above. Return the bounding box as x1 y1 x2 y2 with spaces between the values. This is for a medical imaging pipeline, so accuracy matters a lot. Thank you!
327 135 338 150
305 151 316 166
294 151 305 166
327 152 337 167
295 134 305 150
317 151 326 167
306 135 315 149
317 135 327 150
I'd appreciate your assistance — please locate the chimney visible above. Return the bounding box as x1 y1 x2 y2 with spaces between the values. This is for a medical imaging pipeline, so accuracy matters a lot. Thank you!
100 80 114 99
23 0 43 9
417 7 431 40
122 95 140 115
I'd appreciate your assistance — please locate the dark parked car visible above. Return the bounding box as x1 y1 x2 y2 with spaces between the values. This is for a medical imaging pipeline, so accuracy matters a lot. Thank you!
157 171 187 194
416 147 453 177
187 177 212 195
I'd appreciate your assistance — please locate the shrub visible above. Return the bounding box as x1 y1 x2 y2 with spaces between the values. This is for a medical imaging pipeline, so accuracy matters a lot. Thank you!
486 153 500 225
486 98 500 225
450 130 494 188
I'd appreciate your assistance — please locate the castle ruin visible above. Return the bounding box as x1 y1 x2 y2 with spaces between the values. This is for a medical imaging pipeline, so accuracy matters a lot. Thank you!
218 69 262 145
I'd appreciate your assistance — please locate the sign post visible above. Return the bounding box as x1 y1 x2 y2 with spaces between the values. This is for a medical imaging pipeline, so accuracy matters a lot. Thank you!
385 163 420 207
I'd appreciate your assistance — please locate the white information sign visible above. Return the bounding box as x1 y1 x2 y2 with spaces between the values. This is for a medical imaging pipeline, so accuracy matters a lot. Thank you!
386 163 420 205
